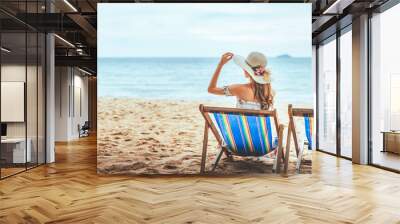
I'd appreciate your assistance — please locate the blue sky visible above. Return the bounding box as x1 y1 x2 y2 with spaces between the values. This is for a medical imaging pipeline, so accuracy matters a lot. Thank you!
98 4 311 58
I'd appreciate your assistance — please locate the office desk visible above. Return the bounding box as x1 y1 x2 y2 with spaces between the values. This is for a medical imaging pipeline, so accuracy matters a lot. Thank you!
382 131 400 154
1 138 31 163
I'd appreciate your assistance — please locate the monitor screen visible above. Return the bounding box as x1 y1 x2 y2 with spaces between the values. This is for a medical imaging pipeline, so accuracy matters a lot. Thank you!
1 123 7 137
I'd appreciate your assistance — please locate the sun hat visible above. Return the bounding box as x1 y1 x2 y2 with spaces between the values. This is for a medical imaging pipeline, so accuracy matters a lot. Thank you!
233 52 270 84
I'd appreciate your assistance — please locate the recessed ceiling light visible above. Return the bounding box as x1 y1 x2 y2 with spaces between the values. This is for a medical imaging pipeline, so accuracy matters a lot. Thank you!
54 34 75 48
78 67 92 76
63 0 78 12
322 0 354 15
1 47 11 53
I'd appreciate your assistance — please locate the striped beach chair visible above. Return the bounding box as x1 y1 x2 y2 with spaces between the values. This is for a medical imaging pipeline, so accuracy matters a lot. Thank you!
199 105 285 173
285 104 314 173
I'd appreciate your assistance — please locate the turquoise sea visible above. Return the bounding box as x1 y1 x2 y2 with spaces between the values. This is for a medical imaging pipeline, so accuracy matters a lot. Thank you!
98 57 313 107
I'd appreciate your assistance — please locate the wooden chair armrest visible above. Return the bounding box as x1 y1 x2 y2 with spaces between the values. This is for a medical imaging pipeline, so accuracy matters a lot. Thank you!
274 124 285 173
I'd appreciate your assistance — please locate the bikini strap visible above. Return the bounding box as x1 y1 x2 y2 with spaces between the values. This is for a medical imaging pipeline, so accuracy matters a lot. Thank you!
223 85 232 96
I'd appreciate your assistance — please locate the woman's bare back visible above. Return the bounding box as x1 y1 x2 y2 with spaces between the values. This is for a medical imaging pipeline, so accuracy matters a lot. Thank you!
229 83 271 103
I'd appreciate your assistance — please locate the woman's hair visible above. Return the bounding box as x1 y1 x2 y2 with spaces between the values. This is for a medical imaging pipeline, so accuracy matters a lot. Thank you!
252 68 273 110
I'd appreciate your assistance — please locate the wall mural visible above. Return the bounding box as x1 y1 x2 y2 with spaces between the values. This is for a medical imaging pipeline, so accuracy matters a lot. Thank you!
97 3 313 175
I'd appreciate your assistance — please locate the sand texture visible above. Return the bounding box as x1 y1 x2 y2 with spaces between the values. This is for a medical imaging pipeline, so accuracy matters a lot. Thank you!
97 98 311 175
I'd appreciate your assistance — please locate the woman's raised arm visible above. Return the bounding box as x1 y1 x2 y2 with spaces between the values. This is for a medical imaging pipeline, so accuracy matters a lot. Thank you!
207 52 233 95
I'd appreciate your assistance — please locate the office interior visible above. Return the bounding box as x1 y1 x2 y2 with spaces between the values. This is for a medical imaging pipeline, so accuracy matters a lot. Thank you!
0 0 398 182
315 1 400 172
0 0 97 179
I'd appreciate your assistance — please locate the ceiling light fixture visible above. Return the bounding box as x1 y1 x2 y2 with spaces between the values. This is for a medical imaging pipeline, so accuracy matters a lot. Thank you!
323 0 342 14
63 0 78 12
78 67 92 76
1 47 11 53
54 34 75 48
322 0 354 15
76 48 85 55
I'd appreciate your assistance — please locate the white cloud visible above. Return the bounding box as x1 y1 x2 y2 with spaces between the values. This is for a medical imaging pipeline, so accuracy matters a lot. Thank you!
98 3 311 58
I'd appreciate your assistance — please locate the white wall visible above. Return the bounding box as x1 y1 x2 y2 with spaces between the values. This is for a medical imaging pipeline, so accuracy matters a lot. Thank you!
55 66 70 141
1 64 27 139
55 67 89 141
1 63 46 164
72 73 89 137
1 65 41 138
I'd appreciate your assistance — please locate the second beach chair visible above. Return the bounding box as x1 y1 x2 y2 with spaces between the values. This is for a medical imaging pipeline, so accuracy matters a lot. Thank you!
199 104 286 174
284 104 314 173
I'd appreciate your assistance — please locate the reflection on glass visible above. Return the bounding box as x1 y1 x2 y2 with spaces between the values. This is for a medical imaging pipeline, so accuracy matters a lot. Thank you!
1 32 27 177
318 38 337 154
38 33 46 165
0 1 47 179
371 4 400 171
27 31 38 169
340 30 352 158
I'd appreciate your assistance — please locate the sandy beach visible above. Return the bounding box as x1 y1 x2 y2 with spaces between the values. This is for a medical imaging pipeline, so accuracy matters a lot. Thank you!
97 98 311 175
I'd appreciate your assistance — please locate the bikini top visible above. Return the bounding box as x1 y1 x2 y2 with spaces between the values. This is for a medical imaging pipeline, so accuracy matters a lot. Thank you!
236 99 263 110
223 85 275 110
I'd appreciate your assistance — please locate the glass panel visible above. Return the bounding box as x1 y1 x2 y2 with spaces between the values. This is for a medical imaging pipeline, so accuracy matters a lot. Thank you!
27 31 38 169
0 1 46 179
1 31 27 177
371 4 400 171
317 37 337 154
340 30 352 158
26 1 39 169
38 33 45 165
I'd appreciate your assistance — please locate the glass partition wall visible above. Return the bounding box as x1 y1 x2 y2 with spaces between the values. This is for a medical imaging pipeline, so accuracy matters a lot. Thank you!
317 36 337 155
316 1 400 170
316 27 353 159
370 3 400 171
339 28 352 159
0 3 46 179
0 31 27 177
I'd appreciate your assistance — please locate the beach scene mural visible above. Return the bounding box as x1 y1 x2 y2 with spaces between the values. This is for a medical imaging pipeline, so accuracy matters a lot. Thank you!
97 4 312 175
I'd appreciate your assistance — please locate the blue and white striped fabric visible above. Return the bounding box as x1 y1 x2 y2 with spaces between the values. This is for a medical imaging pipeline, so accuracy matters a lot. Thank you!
208 112 277 156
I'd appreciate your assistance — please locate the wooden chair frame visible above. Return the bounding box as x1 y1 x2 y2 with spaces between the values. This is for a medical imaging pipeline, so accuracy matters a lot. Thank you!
199 104 286 174
285 104 314 173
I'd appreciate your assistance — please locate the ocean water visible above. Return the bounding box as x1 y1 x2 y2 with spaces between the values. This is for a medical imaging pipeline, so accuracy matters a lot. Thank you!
98 57 313 107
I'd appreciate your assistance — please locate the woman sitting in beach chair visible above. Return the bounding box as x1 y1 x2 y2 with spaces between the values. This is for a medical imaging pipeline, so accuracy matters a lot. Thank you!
283 104 314 173
200 52 285 173
199 105 285 173
207 52 275 111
